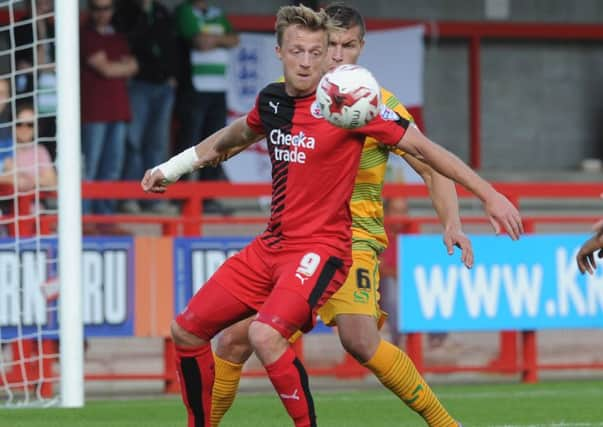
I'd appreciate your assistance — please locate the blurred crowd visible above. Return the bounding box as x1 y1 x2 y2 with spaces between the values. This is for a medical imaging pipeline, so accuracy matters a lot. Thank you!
0 0 240 216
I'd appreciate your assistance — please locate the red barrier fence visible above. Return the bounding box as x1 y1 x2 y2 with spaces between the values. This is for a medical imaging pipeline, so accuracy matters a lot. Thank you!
2 181 603 395
76 180 603 235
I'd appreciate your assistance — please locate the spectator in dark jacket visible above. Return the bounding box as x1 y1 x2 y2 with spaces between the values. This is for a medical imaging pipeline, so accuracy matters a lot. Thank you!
113 0 179 215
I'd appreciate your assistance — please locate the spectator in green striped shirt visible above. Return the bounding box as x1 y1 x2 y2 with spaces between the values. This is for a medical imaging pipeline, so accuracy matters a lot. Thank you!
174 0 239 214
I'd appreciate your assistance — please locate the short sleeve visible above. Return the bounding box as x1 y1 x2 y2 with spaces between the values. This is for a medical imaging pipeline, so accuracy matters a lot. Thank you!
358 108 409 147
245 95 264 134
381 88 414 123
380 88 414 154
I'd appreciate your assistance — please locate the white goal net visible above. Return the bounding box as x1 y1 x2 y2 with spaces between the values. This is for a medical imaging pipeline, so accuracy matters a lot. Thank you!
0 0 82 408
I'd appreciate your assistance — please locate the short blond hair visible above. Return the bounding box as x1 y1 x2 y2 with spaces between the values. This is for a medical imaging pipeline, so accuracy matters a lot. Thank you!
275 4 337 47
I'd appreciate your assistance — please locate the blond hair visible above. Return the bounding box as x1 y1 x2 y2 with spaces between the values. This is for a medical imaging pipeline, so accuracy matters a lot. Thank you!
275 4 337 47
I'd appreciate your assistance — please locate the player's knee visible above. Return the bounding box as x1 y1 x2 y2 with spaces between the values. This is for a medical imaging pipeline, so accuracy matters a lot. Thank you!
248 321 279 348
248 321 288 363
216 327 254 363
170 320 205 347
338 326 379 363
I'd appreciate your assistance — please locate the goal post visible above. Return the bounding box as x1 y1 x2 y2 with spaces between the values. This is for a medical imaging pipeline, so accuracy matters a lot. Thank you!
0 0 83 408
56 0 83 408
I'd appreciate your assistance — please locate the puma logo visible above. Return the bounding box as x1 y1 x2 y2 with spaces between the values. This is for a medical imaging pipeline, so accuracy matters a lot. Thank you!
279 389 300 400
295 273 309 285
269 100 279 114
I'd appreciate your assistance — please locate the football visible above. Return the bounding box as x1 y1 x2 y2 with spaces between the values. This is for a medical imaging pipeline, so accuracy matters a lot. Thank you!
316 64 381 129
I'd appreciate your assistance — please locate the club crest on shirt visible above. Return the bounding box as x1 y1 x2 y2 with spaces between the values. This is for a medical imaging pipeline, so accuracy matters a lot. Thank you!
310 100 324 119
379 105 400 121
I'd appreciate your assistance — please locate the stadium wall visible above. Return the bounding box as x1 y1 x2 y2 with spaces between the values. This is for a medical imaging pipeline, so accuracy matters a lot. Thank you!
147 0 603 171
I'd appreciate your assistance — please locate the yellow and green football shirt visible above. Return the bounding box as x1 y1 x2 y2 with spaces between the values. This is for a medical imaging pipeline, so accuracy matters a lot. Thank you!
351 87 414 254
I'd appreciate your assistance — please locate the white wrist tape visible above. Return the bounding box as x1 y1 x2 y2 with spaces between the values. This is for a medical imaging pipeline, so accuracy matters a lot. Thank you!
152 147 199 183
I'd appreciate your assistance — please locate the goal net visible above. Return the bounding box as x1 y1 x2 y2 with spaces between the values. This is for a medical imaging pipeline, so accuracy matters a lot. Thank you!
0 0 82 407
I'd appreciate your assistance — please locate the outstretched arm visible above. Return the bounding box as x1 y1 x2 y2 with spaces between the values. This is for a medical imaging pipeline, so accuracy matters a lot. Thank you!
404 153 473 268
396 124 523 240
141 116 263 193
577 219 603 274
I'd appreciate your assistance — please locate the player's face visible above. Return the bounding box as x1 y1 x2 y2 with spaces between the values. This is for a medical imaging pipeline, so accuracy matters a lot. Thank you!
276 24 328 97
326 25 365 72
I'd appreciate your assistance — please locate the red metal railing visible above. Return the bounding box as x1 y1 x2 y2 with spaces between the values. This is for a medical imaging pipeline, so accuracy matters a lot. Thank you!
2 181 603 394
80 181 603 387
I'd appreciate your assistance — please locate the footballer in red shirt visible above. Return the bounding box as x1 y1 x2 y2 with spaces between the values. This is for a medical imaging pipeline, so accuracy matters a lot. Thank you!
142 5 522 427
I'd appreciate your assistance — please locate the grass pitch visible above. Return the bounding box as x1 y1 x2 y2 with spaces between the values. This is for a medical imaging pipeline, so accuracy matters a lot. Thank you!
2 380 603 426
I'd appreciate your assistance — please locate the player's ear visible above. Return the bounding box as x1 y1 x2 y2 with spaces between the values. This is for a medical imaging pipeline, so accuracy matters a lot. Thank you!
275 45 282 60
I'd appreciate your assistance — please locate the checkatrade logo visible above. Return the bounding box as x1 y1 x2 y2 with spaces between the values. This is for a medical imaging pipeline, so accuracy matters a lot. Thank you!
268 129 316 164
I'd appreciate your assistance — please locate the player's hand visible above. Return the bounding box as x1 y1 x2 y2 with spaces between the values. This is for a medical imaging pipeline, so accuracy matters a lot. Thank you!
483 191 523 240
576 219 603 274
576 234 603 275
443 228 473 269
141 168 170 193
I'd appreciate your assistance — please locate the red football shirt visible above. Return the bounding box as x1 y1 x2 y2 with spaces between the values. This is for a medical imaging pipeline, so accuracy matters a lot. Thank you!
247 83 409 250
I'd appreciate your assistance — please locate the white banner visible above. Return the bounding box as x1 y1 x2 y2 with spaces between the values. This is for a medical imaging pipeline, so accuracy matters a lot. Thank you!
224 33 280 182
226 33 283 115
223 26 425 183
359 26 424 108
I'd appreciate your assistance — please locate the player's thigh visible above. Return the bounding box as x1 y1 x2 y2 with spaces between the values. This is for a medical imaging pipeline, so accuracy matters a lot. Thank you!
176 241 271 340
175 276 254 341
260 246 349 338
212 238 274 311
318 250 381 326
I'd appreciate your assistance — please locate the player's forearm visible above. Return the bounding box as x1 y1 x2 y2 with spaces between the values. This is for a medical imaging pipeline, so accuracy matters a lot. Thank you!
404 153 460 230
426 145 494 203
192 126 229 166
429 172 463 232
214 116 259 154
150 126 229 183
189 117 259 169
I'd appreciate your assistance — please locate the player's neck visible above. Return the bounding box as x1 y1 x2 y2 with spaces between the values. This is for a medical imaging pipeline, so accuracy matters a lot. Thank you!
284 84 316 98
